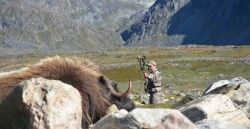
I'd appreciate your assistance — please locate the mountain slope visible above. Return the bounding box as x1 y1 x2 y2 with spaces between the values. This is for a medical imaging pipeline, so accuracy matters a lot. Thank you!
120 0 250 46
0 0 154 56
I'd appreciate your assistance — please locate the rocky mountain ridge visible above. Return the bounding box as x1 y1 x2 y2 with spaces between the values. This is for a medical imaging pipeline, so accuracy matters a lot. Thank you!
0 0 154 56
121 0 250 46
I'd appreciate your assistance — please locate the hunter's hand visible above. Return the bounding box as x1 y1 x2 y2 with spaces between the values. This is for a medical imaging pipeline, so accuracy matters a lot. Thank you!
144 73 148 78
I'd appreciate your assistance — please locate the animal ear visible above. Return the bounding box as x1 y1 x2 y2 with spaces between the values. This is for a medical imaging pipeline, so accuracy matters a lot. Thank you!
98 75 108 86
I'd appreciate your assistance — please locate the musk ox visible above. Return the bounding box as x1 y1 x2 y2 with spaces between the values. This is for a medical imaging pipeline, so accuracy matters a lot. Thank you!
0 56 135 128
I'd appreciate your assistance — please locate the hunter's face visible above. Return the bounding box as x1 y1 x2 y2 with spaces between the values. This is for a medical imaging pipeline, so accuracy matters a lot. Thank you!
148 65 157 73
148 65 153 72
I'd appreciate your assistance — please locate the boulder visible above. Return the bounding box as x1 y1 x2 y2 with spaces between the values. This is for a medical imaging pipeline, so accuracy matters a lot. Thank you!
203 77 248 95
0 77 82 129
227 81 250 118
153 110 197 129
92 108 197 129
196 119 250 129
179 94 250 124
203 80 231 95
203 77 250 118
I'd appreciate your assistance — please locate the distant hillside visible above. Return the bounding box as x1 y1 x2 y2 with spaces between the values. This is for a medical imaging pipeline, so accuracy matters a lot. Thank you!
120 0 250 46
0 0 154 56
1 0 249 57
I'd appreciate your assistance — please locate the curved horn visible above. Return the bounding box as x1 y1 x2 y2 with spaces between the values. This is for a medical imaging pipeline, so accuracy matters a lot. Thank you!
122 78 131 98
111 79 132 98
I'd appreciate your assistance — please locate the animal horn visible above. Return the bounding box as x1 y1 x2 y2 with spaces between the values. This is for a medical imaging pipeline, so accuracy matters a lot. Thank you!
111 79 131 98
122 78 131 98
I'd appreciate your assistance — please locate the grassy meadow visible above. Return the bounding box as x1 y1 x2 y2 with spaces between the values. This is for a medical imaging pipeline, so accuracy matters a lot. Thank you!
0 46 250 107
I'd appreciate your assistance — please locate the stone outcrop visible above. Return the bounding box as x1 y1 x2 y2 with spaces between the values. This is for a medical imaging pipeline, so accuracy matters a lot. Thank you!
203 77 250 119
92 108 197 129
153 110 197 129
179 94 250 124
196 120 250 129
203 77 249 95
226 80 250 118
0 77 82 129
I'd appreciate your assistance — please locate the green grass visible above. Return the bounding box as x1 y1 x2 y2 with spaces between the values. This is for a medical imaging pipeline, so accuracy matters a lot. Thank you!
1 46 250 108
137 103 174 109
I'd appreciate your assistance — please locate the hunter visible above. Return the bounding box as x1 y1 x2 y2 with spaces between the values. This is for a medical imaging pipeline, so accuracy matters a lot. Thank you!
144 61 162 104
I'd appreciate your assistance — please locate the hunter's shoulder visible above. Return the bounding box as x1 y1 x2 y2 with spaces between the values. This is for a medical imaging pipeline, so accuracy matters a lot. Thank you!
155 70 161 74
154 70 162 76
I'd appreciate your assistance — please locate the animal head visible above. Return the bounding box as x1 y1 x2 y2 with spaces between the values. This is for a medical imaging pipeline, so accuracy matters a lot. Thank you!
109 80 135 111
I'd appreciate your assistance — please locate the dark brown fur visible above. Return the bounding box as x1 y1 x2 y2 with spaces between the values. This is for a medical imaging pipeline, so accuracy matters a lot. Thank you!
0 56 123 128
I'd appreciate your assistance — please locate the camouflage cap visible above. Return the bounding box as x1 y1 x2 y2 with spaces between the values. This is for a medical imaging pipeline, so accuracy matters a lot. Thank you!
147 61 157 67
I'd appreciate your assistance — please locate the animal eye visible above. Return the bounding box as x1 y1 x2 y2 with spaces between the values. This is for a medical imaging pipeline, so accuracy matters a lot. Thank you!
98 75 107 85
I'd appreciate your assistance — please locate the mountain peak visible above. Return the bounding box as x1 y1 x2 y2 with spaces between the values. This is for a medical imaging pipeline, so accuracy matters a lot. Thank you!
121 0 250 46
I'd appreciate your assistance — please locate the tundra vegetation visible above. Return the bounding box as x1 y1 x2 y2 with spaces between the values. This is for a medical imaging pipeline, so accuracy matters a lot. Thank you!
0 46 249 108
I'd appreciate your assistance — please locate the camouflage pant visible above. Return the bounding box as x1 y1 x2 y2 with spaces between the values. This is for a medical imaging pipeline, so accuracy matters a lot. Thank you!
149 92 163 104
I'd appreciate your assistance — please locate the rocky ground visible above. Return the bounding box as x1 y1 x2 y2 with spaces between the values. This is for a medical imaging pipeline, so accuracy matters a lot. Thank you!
0 71 249 129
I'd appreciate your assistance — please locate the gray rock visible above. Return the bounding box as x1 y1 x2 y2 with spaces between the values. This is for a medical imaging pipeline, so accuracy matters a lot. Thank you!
227 81 250 119
196 120 250 129
203 77 249 95
153 110 197 129
92 108 197 129
91 109 138 129
230 77 249 87
203 77 250 118
203 80 231 95
0 77 82 129
179 94 250 124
